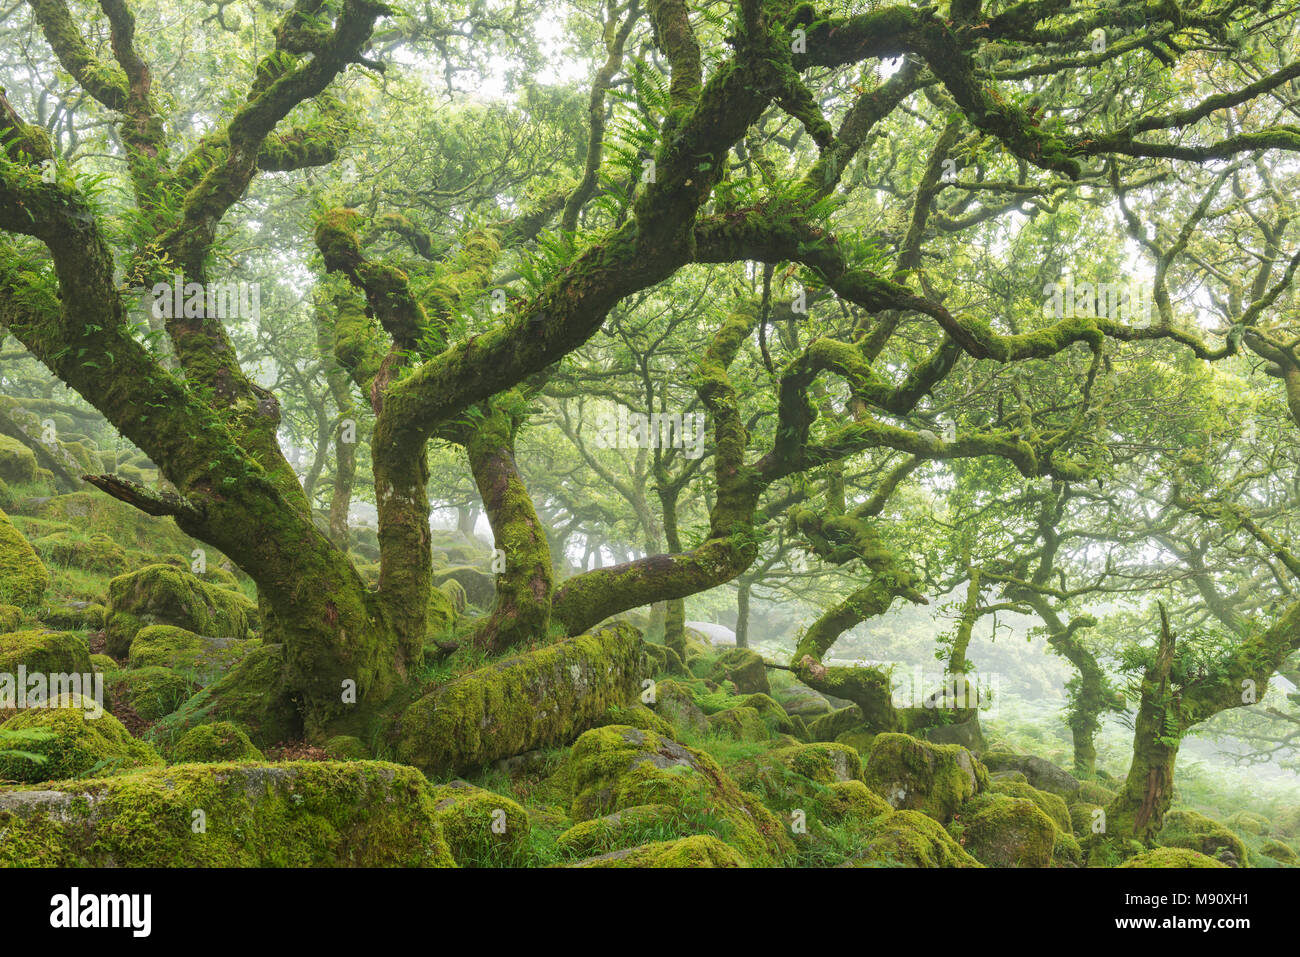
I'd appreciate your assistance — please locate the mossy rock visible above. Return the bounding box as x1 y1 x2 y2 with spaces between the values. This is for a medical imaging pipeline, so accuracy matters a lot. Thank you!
1118 847 1229 868
706 647 769 695
808 706 864 744
0 604 21 633
569 834 749 868
172 721 264 762
42 601 107 631
1073 779 1117 805
426 584 458 638
773 742 863 786
1053 830 1083 867
648 677 708 734
323 735 369 760
1226 810 1270 836
990 779 1071 833
429 780 530 866
706 705 771 742
127 625 257 682
0 761 456 866
980 749 1079 798
147 643 301 751
437 578 468 614
731 692 800 736
1157 809 1249 867
642 641 686 676
1069 801 1104 837
555 804 689 858
839 810 981 868
594 702 677 740
104 667 194 722
432 565 495 607
1259 839 1297 864
565 724 791 866
0 699 162 783
105 564 256 658
921 716 987 754
0 628 91 678
773 683 832 718
88 654 116 674
0 434 38 484
0 506 49 609
863 732 989 824
834 727 877 755
31 492 193 555
396 623 645 776
1275 805 1300 840
956 793 1056 867
31 531 127 575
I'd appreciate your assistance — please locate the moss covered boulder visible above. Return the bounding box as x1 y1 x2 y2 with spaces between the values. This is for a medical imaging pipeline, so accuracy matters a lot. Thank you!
1259 839 1297 865
706 705 771 741
706 647 769 695
127 625 257 682
31 531 127 575
839 810 981 867
0 604 21 633
566 724 791 866
0 434 38 484
808 706 865 743
428 780 530 866
0 506 49 609
1226 810 1270 837
981 747 1079 798
0 700 162 783
1118 847 1229 868
990 779 1071 833
171 721 264 763
104 667 193 722
0 761 456 866
1157 809 1249 867
105 564 257 657
0 629 91 678
774 683 832 718
396 622 645 775
773 742 863 785
569 834 748 867
648 677 708 734
956 793 1057 867
556 804 685 858
864 732 989 823
147 643 301 750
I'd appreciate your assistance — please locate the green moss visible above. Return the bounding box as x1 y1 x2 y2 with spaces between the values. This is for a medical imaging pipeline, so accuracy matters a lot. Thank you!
863 732 989 823
0 506 49 609
0 435 37 484
172 721 263 763
105 564 257 658
956 793 1057 867
1069 801 1103 837
88 654 116 674
772 742 863 786
648 677 709 734
396 622 645 775
569 834 749 867
1052 830 1083 867
0 701 162 782
840 810 981 867
706 705 771 741
0 628 91 677
1226 810 1270 836
594 702 678 739
104 666 193 721
1118 847 1229 868
990 779 1072 833
566 724 791 866
127 624 257 682
1259 839 1297 864
428 780 530 866
1157 809 1249 866
555 803 689 857
323 735 369 760
147 643 301 751
0 761 456 866
1073 779 1117 805
706 647 769 695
